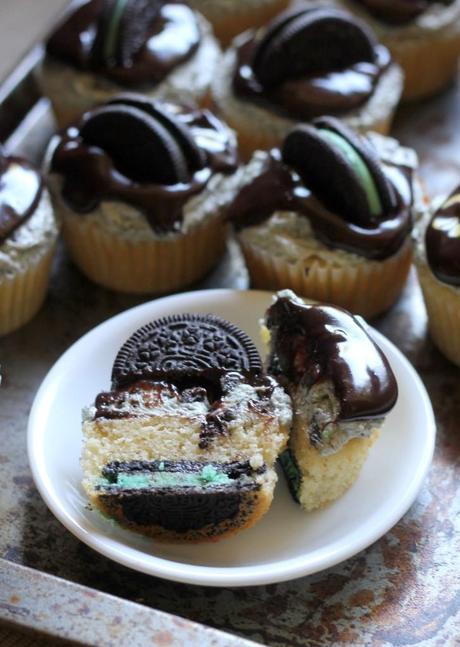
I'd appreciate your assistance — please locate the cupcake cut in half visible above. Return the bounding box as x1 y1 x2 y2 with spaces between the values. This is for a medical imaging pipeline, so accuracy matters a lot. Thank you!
40 0 221 126
263 290 398 511
0 148 58 336
334 0 460 101
225 116 421 318
213 5 403 158
47 95 238 294
415 184 460 366
82 313 292 542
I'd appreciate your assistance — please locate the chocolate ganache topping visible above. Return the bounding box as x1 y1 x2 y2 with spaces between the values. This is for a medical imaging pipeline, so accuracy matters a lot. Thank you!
51 95 238 233
425 185 460 286
233 6 391 120
266 293 398 420
0 148 44 245
227 117 414 260
353 0 455 26
46 0 200 86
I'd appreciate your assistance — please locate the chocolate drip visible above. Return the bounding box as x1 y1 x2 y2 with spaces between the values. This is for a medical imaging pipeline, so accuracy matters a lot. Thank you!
227 149 412 260
51 100 238 233
426 185 460 286
0 153 44 244
46 0 200 86
354 0 454 25
266 295 398 420
233 7 391 120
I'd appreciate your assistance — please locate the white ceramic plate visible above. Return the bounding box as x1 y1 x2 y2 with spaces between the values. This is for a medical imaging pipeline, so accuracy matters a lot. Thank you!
28 289 435 587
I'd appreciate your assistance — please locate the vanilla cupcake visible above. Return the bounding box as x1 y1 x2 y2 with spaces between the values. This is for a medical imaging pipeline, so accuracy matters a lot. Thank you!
212 6 404 159
264 290 398 510
46 95 238 294
415 185 460 366
82 313 292 542
39 0 221 126
225 117 422 319
187 0 289 45
0 150 58 336
335 0 460 101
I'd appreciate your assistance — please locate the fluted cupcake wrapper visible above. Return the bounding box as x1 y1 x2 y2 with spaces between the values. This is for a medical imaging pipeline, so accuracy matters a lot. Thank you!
416 261 460 367
390 30 460 102
239 237 413 319
63 215 227 294
0 245 55 336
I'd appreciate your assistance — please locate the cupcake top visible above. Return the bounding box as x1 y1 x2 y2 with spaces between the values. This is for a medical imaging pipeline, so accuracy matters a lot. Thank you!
46 0 201 87
232 5 393 120
227 117 417 260
348 0 455 25
0 148 57 277
49 95 238 234
425 185 460 286
89 312 291 451
265 290 398 420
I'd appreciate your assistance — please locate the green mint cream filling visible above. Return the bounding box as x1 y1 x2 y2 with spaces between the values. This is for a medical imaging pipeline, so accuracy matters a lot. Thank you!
103 0 128 63
319 129 383 218
98 467 233 490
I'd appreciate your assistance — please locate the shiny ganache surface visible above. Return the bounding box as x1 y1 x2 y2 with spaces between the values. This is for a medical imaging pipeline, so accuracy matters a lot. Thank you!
46 0 200 86
425 184 460 286
266 294 398 420
51 97 238 233
0 151 44 244
233 6 391 120
353 0 454 25
227 125 414 260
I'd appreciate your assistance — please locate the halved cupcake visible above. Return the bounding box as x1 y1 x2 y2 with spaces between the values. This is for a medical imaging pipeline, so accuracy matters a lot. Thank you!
82 313 292 542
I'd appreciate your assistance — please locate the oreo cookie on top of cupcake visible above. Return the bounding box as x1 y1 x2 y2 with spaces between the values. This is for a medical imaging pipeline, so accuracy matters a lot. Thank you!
213 5 404 158
223 116 422 318
40 0 221 126
82 312 292 542
47 94 238 294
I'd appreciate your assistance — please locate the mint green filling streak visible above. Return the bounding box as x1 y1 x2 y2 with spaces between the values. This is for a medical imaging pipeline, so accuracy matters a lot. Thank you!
319 129 382 218
103 0 128 63
98 467 233 490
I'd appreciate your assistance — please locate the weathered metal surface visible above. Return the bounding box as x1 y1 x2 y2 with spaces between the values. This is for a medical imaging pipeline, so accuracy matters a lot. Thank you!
0 67 460 646
0 560 261 646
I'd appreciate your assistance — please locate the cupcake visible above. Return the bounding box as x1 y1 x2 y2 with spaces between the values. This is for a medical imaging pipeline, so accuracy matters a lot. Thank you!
334 0 460 101
46 95 238 294
0 149 58 336
187 0 289 46
212 5 404 159
416 185 460 366
225 117 422 319
82 313 292 542
264 290 398 510
39 0 221 126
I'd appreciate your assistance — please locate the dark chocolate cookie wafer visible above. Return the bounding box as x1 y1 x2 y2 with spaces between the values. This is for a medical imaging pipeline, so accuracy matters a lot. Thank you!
112 314 263 388
117 0 161 66
282 124 385 226
80 104 189 184
108 94 206 171
253 7 377 88
313 116 397 215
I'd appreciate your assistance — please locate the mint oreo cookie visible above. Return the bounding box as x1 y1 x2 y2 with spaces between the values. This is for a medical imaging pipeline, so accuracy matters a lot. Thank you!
111 313 263 388
282 119 396 225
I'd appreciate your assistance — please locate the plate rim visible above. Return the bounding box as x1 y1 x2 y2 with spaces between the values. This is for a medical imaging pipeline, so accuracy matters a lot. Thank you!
28 288 436 587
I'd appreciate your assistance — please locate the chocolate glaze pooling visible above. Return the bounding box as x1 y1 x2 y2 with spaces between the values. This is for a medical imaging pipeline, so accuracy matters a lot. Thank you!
266 295 398 420
51 98 238 233
0 152 44 244
354 0 454 26
46 0 200 86
233 7 391 120
227 138 413 260
426 185 460 286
